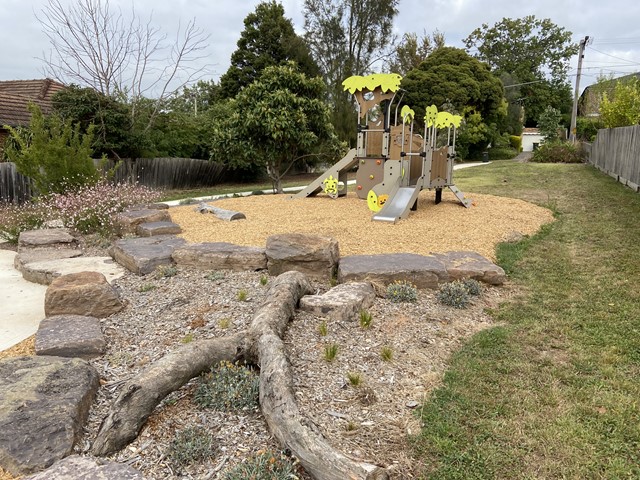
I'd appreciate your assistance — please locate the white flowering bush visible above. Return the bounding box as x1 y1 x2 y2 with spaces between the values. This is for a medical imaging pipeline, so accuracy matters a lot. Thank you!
0 181 160 242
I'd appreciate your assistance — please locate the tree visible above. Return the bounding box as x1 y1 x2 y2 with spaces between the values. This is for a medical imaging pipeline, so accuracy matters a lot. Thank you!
303 0 399 142
386 30 445 76
537 106 562 141
401 47 505 157
38 0 209 132
210 63 341 193
599 77 640 128
3 104 99 194
52 85 143 159
464 16 577 126
218 1 319 99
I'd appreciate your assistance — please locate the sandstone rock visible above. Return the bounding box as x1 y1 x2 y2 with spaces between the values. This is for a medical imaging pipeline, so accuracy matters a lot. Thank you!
172 242 266 271
0 356 100 475
21 256 125 286
338 253 449 289
35 315 106 360
14 247 83 272
299 282 376 322
433 251 506 285
25 455 145 479
266 233 339 280
136 221 182 237
110 235 187 275
18 229 77 252
44 271 123 318
116 209 171 235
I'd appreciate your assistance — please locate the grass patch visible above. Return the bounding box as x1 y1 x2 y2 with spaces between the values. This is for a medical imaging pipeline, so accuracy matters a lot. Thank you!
414 162 640 478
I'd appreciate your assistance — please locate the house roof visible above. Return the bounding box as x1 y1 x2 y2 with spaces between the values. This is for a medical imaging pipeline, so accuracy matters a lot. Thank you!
0 78 66 128
0 79 65 103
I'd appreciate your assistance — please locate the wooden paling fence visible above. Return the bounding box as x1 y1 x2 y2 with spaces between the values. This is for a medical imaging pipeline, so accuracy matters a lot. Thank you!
0 157 226 203
98 157 226 189
0 162 33 203
588 125 640 192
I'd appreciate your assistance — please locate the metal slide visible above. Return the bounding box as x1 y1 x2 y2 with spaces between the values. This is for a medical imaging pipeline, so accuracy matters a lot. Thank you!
372 181 423 224
290 149 357 198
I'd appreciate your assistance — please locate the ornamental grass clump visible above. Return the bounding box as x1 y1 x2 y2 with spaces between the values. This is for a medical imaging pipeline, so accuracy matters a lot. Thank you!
194 361 259 412
222 450 298 480
167 426 214 469
437 280 471 308
386 280 418 303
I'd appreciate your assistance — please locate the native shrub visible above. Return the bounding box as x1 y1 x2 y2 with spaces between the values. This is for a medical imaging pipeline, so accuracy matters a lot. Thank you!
531 141 585 164
0 201 48 243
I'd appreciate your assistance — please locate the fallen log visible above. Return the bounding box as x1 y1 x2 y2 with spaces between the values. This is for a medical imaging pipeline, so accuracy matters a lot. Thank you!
91 333 245 456
195 202 246 221
92 271 389 479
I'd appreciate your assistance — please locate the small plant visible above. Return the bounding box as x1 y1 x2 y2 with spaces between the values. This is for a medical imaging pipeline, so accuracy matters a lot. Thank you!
194 361 259 412
167 426 214 468
181 333 194 344
386 280 418 303
218 317 231 329
381 346 393 362
324 343 339 362
359 310 373 329
437 280 471 308
461 278 482 296
237 289 248 301
137 283 156 293
222 450 298 479
346 372 363 387
205 271 225 281
259 275 268 286
156 264 178 278
318 320 328 337
345 421 358 432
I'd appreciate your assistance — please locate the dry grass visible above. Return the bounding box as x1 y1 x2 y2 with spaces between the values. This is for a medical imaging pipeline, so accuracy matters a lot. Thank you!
170 191 553 261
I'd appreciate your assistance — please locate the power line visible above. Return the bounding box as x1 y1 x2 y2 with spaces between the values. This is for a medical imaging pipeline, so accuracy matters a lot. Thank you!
586 46 640 66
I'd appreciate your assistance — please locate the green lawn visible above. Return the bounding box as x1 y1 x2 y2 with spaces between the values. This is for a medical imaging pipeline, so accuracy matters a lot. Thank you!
413 161 640 479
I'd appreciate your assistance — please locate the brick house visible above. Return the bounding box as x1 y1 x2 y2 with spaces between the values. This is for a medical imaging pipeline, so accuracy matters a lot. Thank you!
0 78 66 154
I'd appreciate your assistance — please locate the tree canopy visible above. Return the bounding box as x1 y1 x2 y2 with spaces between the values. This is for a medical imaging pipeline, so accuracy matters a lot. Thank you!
386 30 445 76
219 1 319 99
303 0 399 143
211 63 341 193
464 16 577 126
599 76 640 128
401 47 505 158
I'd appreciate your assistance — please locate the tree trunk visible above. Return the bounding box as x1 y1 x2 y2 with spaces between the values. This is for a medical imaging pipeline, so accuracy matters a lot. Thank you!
195 202 246 221
91 333 245 456
91 271 389 479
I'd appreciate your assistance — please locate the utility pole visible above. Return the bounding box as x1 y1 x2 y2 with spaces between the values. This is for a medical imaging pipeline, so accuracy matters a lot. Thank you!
570 36 589 143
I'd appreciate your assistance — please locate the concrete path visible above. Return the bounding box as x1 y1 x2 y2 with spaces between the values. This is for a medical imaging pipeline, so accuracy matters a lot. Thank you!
0 249 47 351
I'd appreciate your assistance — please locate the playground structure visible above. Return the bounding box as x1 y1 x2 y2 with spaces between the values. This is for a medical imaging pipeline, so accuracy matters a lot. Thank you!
292 73 471 223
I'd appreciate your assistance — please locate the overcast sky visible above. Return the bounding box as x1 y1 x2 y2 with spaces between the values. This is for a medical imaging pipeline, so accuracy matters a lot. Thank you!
2 0 640 95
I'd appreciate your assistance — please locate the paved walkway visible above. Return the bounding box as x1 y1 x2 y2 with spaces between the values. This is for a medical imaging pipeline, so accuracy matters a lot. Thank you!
0 249 47 351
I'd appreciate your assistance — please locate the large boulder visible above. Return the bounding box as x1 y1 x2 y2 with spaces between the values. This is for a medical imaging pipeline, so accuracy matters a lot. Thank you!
433 251 506 285
116 209 171 235
35 315 106 360
0 356 100 475
172 242 267 271
44 271 123 318
14 248 83 272
110 235 187 275
18 229 77 252
136 221 182 237
20 256 125 286
338 253 449 289
25 455 145 480
266 233 339 280
299 282 376 322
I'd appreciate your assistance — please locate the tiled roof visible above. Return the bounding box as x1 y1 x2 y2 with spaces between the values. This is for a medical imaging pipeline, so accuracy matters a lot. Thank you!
0 93 49 127
0 78 65 102
0 79 65 128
